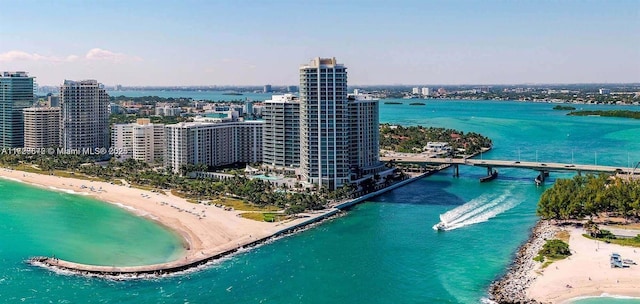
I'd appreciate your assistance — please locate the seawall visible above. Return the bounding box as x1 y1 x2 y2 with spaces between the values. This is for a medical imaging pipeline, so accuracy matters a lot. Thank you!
28 169 441 279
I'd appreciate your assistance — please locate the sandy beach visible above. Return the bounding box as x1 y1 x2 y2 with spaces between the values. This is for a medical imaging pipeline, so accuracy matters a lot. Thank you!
527 226 640 303
0 167 336 271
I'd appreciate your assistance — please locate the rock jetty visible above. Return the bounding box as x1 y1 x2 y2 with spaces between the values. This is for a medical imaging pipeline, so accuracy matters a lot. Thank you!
489 220 559 304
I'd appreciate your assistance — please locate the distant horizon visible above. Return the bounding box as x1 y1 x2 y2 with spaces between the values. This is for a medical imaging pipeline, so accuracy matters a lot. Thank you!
34 82 640 89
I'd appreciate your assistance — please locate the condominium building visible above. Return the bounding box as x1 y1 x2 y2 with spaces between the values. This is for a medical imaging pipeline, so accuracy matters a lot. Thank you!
262 94 300 169
299 57 350 190
59 80 110 150
421 87 430 96
155 105 181 116
0 71 34 148
412 87 420 95
112 118 165 163
164 119 263 173
22 107 60 149
348 93 383 177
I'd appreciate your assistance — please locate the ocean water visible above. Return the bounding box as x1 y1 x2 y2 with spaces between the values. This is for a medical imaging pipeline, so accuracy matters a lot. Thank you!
1 97 639 303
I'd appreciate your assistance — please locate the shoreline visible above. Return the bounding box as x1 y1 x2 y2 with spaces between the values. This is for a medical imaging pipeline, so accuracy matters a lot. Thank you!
489 220 559 304
1 167 433 279
489 219 640 304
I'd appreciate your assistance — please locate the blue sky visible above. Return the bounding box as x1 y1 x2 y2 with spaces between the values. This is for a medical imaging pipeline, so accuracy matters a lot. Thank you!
1 0 638 86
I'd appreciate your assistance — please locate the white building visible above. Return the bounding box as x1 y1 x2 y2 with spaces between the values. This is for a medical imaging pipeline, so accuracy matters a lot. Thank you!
164 119 263 173
22 107 60 149
59 80 110 151
299 57 350 190
155 105 182 116
348 93 384 177
425 142 452 156
412 87 420 95
599 88 611 95
112 118 165 163
421 87 430 96
262 94 300 169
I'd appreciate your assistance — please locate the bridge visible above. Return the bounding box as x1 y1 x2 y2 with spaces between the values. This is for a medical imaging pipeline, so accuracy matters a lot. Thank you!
381 155 638 184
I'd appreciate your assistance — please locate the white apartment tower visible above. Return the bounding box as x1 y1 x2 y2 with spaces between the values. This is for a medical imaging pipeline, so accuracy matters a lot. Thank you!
421 87 430 96
164 120 263 173
112 118 165 163
299 57 349 190
262 94 300 168
22 107 60 149
348 93 382 177
59 80 110 151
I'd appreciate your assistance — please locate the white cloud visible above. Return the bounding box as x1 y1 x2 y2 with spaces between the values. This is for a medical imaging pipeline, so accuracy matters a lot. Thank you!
0 49 141 63
0 50 63 62
84 48 142 62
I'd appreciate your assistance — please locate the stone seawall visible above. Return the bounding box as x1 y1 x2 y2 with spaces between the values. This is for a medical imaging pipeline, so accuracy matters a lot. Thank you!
489 220 559 304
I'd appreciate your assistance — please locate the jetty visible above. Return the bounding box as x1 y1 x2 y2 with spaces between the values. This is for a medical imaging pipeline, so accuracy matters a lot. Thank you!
27 170 438 279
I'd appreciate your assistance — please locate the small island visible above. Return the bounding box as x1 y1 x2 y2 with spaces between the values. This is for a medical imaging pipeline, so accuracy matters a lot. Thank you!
409 102 426 106
380 124 492 156
384 101 403 105
222 92 243 96
568 110 640 119
553 105 576 110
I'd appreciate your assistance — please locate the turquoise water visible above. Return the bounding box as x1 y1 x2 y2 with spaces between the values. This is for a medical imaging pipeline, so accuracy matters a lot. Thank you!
1 97 639 303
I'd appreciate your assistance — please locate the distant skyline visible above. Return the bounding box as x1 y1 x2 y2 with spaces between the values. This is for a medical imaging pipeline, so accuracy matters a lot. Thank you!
1 0 639 86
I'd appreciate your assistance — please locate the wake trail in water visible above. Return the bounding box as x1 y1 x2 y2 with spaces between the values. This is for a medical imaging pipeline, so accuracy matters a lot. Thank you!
434 185 520 231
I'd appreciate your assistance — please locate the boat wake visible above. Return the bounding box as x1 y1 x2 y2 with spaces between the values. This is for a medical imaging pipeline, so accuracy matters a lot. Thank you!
433 186 519 231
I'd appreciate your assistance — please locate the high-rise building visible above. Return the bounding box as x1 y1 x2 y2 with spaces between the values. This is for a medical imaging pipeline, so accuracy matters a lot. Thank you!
0 71 34 148
59 80 110 151
348 93 382 178
164 120 263 173
22 107 60 149
262 94 300 169
412 87 420 95
263 84 272 93
299 57 349 190
421 87 430 96
112 118 165 163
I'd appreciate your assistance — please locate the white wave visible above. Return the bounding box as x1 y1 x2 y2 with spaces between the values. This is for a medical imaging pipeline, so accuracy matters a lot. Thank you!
435 185 519 231
0 176 23 183
47 186 89 195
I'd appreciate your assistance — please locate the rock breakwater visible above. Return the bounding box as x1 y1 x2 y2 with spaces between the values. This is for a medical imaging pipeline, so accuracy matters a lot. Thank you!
489 220 559 304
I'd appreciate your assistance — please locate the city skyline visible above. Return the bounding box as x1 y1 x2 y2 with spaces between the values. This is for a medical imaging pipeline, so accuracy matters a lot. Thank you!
1 0 639 86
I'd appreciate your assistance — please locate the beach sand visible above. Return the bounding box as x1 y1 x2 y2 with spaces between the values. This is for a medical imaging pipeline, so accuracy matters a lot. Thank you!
0 168 334 270
527 227 640 303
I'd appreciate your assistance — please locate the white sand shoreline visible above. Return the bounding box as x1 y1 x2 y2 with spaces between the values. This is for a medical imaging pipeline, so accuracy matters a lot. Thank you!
526 225 640 304
0 167 340 273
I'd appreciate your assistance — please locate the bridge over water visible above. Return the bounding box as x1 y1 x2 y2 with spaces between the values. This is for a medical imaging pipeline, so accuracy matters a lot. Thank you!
381 156 638 184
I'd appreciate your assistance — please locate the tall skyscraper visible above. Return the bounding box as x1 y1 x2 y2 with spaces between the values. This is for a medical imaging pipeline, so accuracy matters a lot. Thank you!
0 71 34 148
262 94 300 169
59 80 110 151
348 93 382 178
23 107 60 149
299 57 349 190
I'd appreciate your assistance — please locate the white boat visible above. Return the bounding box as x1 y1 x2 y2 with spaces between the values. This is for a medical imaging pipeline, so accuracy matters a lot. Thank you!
433 222 447 231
